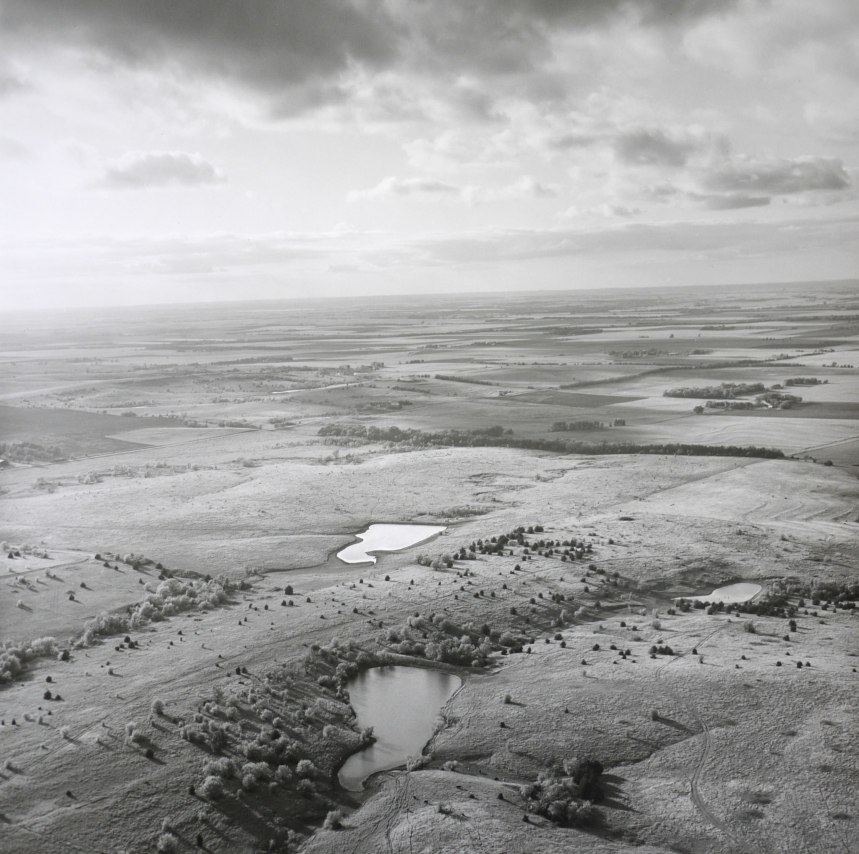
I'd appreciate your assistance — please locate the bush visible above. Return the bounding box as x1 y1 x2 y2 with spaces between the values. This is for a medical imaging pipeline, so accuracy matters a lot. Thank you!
296 759 317 779
323 809 344 830
156 832 179 853
151 699 164 716
199 775 225 801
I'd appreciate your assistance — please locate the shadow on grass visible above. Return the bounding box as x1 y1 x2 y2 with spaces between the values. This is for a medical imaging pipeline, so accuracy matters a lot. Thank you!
654 715 694 733
599 775 635 813
204 794 294 851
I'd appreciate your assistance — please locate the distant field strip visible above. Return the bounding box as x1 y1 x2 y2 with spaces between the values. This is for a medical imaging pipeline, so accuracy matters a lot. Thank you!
515 390 644 407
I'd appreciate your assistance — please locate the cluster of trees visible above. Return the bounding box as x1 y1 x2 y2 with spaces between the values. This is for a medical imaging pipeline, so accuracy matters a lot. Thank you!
770 578 857 610
549 420 622 432
0 636 59 684
610 348 668 358
383 612 493 667
318 423 785 459
77 576 240 646
446 528 591 562
3 541 49 559
0 441 64 463
757 391 802 408
521 759 605 826
433 374 495 386
702 400 756 410
676 594 798 618
649 644 674 656
785 377 825 386
694 390 803 412
665 382 766 399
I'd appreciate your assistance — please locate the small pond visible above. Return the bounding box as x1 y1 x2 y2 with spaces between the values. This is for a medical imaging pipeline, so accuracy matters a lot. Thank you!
338 666 461 792
675 582 762 604
336 523 446 565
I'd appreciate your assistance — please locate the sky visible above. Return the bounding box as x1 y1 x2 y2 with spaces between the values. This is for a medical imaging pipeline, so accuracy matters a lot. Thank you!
0 0 857 310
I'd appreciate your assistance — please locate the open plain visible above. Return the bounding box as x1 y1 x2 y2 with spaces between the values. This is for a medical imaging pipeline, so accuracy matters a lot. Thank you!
1 282 858 854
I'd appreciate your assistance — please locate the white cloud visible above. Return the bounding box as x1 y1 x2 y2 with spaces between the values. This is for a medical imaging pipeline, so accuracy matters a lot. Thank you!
350 174 558 205
0 134 28 159
97 151 224 189
349 176 462 202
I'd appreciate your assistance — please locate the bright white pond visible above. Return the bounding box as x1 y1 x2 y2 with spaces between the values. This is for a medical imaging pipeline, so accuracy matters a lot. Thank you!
338 666 461 792
675 582 762 604
336 523 446 565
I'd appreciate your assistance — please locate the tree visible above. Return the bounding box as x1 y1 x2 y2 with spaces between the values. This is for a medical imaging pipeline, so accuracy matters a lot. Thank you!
199 775 225 801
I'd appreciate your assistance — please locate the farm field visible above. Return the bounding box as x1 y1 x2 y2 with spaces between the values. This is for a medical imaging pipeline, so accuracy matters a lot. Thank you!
1 281 857 854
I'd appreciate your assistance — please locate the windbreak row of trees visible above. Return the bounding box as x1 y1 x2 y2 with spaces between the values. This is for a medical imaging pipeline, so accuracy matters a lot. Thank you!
664 382 766 399
549 419 626 431
318 423 785 459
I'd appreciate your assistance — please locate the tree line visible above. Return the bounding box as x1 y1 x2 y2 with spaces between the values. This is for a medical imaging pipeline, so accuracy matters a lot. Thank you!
318 423 785 458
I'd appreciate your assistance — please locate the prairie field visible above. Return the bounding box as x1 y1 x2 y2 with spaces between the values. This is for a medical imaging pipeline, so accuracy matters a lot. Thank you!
1 282 857 854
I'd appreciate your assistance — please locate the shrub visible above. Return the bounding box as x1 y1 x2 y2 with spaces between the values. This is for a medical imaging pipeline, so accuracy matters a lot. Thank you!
204 757 237 779
151 699 164 716
156 833 179 854
743 621 756 634
296 759 317 779
199 775 225 801
323 809 344 830
504 694 512 704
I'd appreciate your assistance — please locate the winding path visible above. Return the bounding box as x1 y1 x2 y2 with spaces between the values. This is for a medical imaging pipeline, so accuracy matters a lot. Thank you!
653 623 736 842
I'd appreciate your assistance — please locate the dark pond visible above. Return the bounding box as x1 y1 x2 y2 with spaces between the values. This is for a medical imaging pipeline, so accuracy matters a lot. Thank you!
338 666 461 791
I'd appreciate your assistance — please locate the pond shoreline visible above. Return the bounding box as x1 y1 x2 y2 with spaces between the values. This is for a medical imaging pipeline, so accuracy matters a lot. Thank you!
336 523 447 565
337 663 464 793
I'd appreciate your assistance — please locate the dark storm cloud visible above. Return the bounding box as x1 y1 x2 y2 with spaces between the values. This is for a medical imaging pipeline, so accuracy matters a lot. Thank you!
0 1 399 101
0 0 747 112
703 156 850 195
97 151 224 189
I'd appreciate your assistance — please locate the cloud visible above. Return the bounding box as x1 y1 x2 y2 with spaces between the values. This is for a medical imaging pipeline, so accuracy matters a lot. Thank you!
561 203 639 219
0 0 750 118
614 126 732 168
349 176 462 201
466 176 559 203
702 155 850 195
0 1 398 111
350 174 558 204
405 214 859 266
97 151 224 189
698 194 770 210
0 135 28 159
0 62 29 97
614 129 697 167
